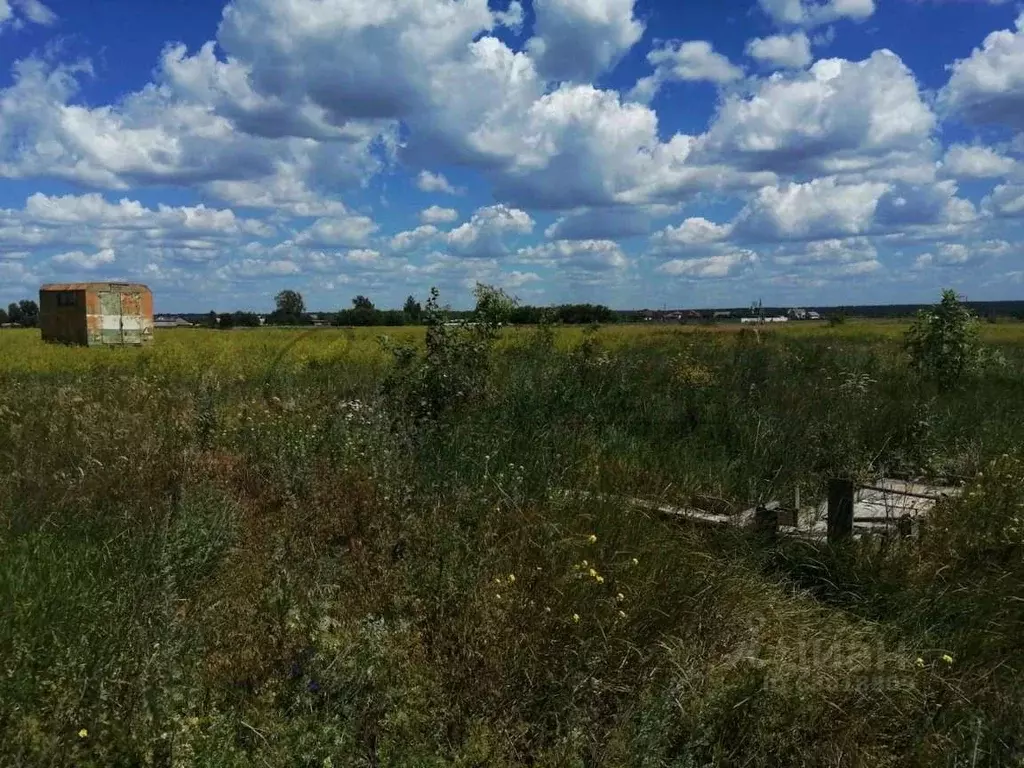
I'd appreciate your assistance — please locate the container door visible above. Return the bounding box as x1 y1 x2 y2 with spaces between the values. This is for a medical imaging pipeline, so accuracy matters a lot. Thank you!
98 291 123 345
119 292 144 345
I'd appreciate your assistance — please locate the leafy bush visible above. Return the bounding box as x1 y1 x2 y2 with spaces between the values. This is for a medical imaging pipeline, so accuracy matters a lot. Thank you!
905 289 987 389
381 284 514 425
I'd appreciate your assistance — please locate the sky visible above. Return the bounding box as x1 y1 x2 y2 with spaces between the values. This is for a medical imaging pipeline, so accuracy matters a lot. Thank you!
1 0 1024 312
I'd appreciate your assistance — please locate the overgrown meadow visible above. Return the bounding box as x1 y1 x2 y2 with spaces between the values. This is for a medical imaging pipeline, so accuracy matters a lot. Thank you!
2 297 1023 767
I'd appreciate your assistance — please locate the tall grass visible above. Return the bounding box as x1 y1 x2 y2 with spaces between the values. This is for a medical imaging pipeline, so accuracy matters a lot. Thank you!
1 323 1023 766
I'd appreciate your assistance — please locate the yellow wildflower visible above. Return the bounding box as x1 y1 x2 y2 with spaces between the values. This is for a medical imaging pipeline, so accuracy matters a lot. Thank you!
77 729 88 739
942 654 954 665
507 574 516 584
616 593 625 602
618 610 627 618
582 560 589 568
495 593 502 601
915 657 925 668
595 575 605 584
588 568 598 578
631 557 639 567
572 613 580 623
544 606 551 613
587 534 597 544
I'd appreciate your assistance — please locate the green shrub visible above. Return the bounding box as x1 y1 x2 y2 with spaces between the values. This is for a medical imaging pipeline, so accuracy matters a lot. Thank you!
381 284 513 425
905 289 990 389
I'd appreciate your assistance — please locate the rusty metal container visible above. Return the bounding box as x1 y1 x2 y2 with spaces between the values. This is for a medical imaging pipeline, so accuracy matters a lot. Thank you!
39 283 155 346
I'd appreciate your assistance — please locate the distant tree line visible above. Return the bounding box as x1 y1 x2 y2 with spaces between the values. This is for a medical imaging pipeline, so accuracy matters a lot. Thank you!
212 311 262 329
331 295 416 326
182 291 1024 330
192 289 621 329
508 303 618 325
0 300 39 327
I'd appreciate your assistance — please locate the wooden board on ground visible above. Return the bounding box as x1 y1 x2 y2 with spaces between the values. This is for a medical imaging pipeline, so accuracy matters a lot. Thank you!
562 477 963 542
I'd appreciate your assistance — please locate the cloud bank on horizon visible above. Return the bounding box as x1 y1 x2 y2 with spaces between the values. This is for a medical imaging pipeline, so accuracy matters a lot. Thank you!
1 0 1023 311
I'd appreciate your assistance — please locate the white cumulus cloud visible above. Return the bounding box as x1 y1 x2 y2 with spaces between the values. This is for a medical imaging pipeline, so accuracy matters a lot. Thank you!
416 170 459 194
983 184 1024 217
526 0 644 83
745 32 813 69
447 204 534 258
1 0 55 31
941 144 1016 179
757 0 875 29
701 50 936 177
13 0 55 24
630 40 743 103
390 225 440 252
51 248 116 271
657 251 757 279
516 238 628 271
939 13 1024 131
419 205 459 225
545 205 677 240
292 215 379 247
650 217 734 252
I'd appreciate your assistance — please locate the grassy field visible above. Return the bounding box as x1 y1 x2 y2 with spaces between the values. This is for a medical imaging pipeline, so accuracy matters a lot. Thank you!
2 317 1024 767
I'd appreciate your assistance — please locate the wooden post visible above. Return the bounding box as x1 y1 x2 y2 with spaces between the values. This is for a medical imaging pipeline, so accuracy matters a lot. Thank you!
754 503 779 540
777 507 797 528
827 478 855 544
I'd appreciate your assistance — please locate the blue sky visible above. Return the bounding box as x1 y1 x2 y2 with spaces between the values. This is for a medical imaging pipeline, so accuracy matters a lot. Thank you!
1 0 1023 312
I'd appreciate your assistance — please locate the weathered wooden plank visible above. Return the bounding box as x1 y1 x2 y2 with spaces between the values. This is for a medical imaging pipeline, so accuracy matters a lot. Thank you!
561 489 738 527
559 475 956 544
853 499 933 518
861 478 962 500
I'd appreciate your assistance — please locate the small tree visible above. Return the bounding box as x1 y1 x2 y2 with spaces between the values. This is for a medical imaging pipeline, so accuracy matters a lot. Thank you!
275 290 306 316
382 283 517 424
471 283 515 328
905 289 984 389
0 308 8 324
403 295 422 322
18 300 39 328
352 295 375 311
7 302 22 325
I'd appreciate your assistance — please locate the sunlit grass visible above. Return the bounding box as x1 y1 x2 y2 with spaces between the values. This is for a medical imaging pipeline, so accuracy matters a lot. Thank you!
5 320 1024 377
2 318 1024 765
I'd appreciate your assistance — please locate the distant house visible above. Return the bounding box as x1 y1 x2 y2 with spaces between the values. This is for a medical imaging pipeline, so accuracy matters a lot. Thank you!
807 311 821 320
154 316 193 328
740 316 789 324
309 313 327 327
788 308 808 320
713 311 732 319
